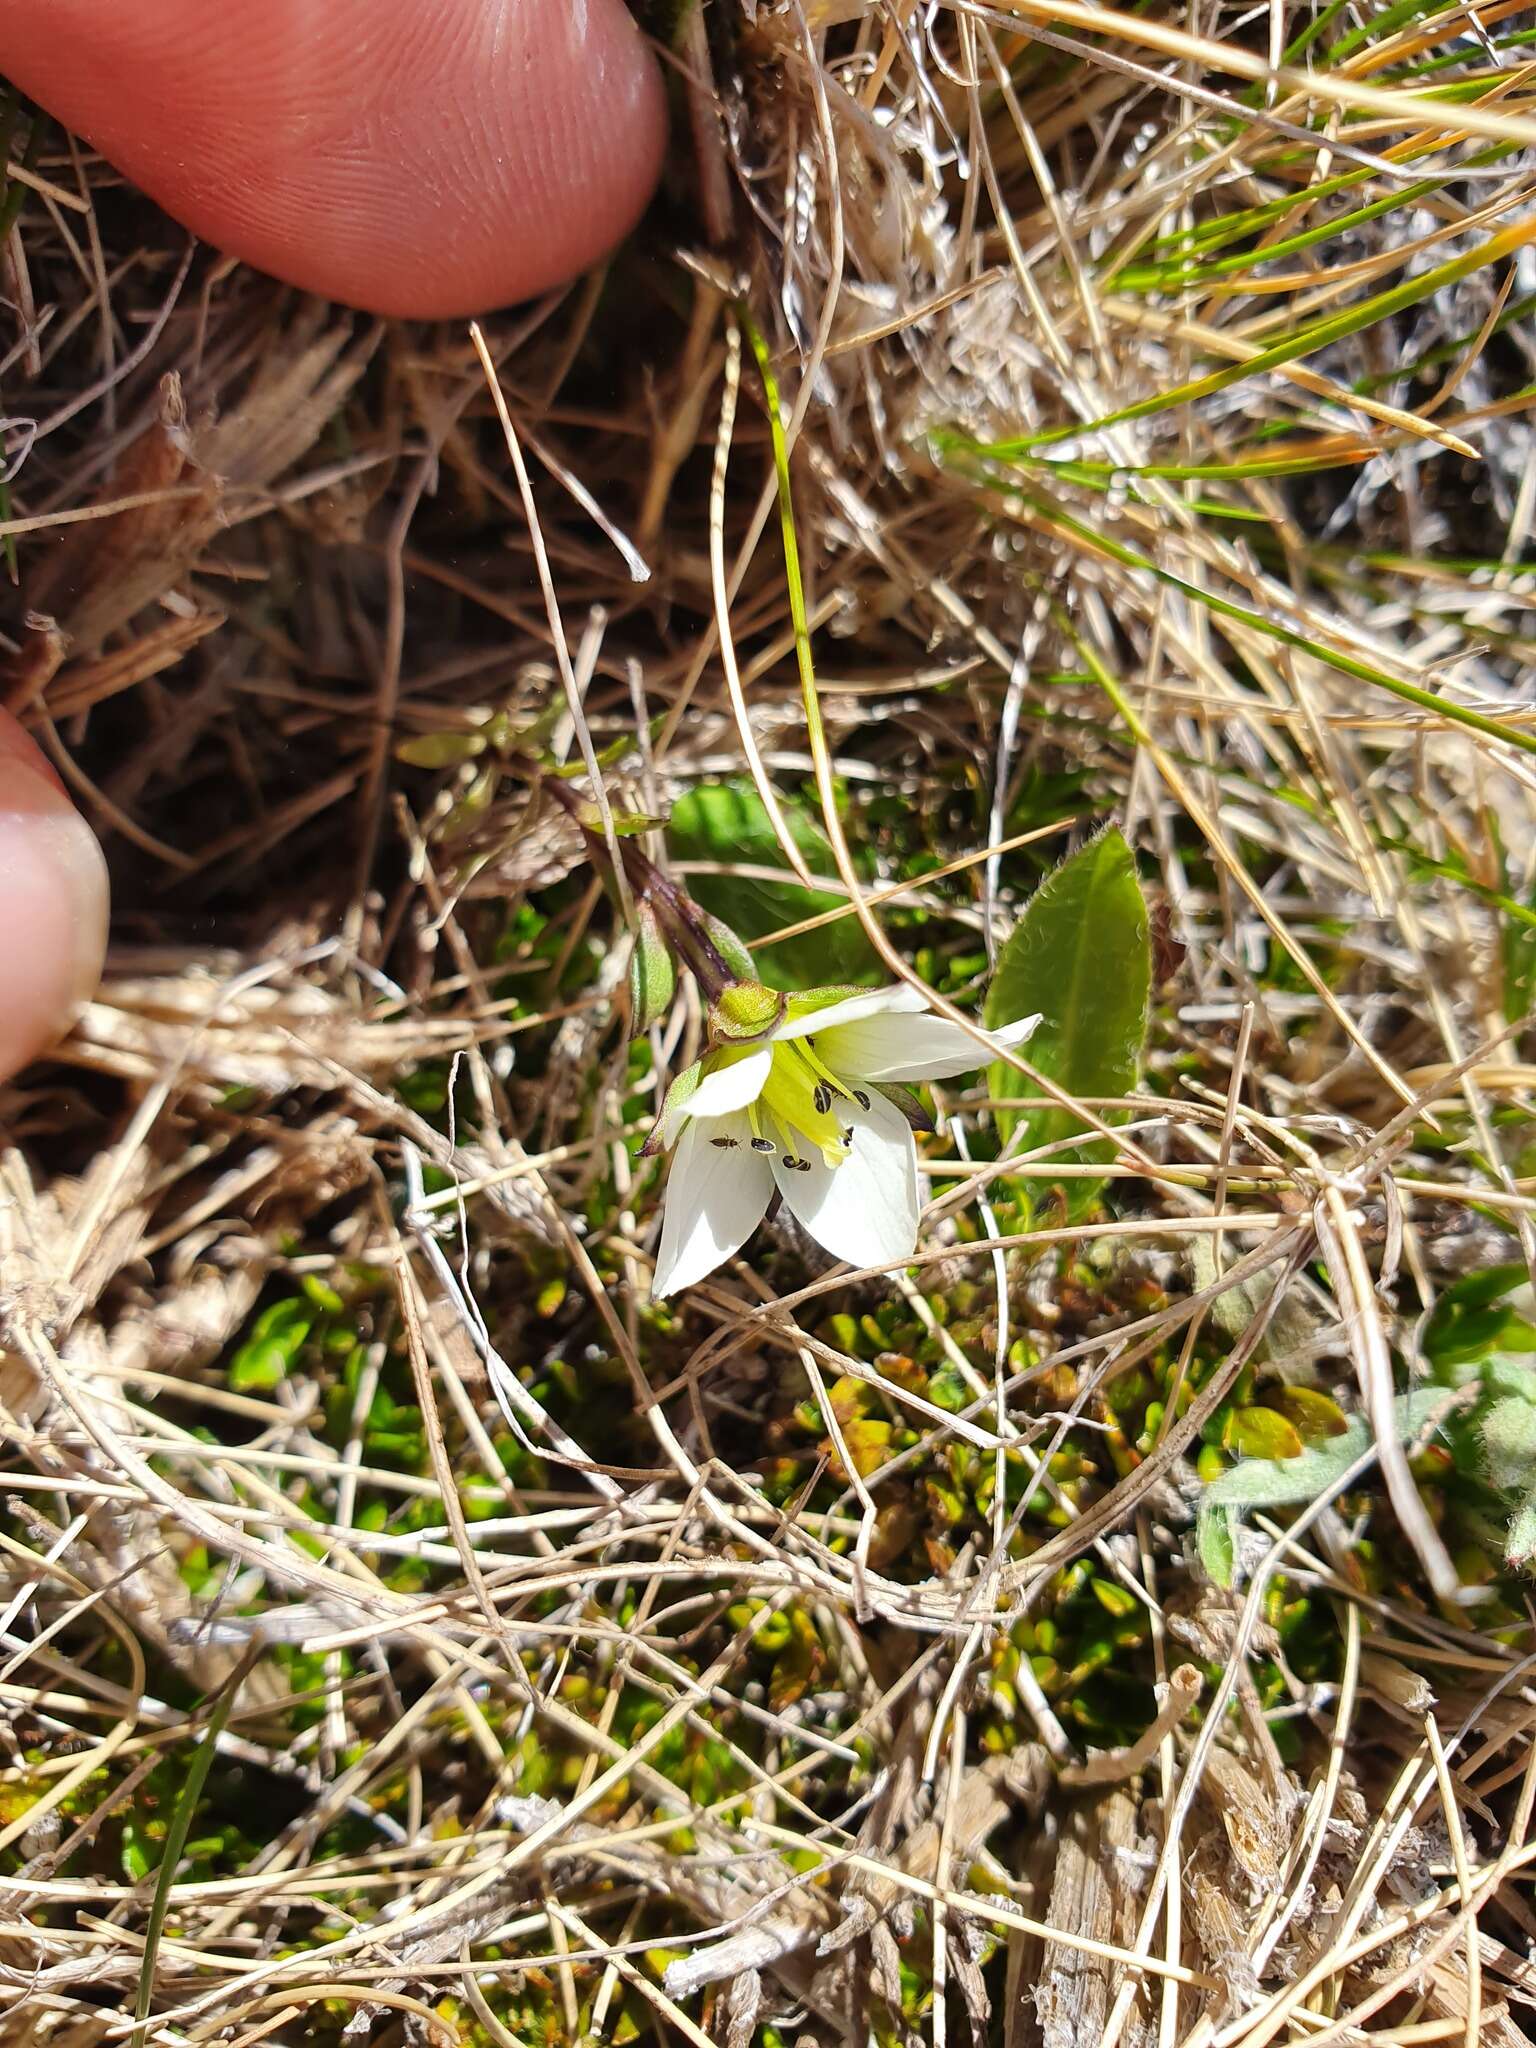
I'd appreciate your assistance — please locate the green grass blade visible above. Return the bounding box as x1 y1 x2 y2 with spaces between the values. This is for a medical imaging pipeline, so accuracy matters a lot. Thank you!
1003 483 1536 758
1017 212 1536 451
132 1655 253 2048
1115 145 1510 292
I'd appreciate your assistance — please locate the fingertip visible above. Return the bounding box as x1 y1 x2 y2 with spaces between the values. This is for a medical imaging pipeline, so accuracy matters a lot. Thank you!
0 715 109 1081
0 0 668 319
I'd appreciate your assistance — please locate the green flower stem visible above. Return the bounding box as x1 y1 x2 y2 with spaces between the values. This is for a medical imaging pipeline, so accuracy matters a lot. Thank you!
537 771 741 1001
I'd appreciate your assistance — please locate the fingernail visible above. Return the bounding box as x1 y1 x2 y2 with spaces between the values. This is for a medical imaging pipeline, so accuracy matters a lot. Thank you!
0 716 110 1079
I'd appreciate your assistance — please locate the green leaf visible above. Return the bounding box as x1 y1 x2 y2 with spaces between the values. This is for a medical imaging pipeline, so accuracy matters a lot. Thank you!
120 1819 151 1883
1424 1263 1536 1376
1431 1262 1528 1318
1479 1394 1536 1496
667 781 879 992
1205 1430 1361 1509
1224 1407 1305 1461
1196 1501 1236 1588
1204 1388 1454 1509
395 730 488 768
1484 1356 1536 1404
228 1299 313 1391
1090 1576 1139 1619
984 826 1150 1217
1263 1387 1350 1443
228 1340 289 1392
1505 1493 1536 1571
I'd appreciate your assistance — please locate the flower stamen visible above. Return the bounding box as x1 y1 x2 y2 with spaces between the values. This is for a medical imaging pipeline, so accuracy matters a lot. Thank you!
760 1040 849 1168
798 1037 858 1102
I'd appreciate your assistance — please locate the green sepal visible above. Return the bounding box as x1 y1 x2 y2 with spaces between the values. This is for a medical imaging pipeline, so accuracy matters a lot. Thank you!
642 1061 702 1157
710 980 785 1043
872 1083 935 1134
699 913 756 984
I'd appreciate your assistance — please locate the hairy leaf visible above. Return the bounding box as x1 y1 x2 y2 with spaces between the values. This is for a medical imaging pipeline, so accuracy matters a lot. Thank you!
1480 1393 1536 1496
1204 1389 1454 1509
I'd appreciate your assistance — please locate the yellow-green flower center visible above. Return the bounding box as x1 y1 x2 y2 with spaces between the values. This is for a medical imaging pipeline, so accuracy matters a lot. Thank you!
758 1039 867 1169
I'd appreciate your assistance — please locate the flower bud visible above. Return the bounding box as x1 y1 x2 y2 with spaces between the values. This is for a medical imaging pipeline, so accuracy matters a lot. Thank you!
709 979 784 1042
628 900 676 1035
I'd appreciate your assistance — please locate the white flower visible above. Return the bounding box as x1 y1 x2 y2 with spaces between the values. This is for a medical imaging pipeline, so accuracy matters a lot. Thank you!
650 982 1040 1296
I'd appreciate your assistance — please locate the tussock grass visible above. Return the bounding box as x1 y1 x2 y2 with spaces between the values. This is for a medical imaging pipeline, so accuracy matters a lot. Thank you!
2 4 1536 2043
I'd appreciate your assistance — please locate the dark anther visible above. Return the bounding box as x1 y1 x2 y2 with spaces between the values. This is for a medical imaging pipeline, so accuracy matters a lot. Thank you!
750 1137 776 1153
852 1090 870 1110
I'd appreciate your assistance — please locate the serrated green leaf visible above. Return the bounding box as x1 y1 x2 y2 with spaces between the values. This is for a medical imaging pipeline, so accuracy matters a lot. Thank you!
984 826 1150 1217
667 781 878 991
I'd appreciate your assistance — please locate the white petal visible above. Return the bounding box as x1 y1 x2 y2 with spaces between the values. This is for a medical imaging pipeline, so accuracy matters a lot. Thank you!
679 1047 772 1123
817 1008 1041 1083
771 1085 920 1272
771 984 929 1042
652 1113 773 1297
